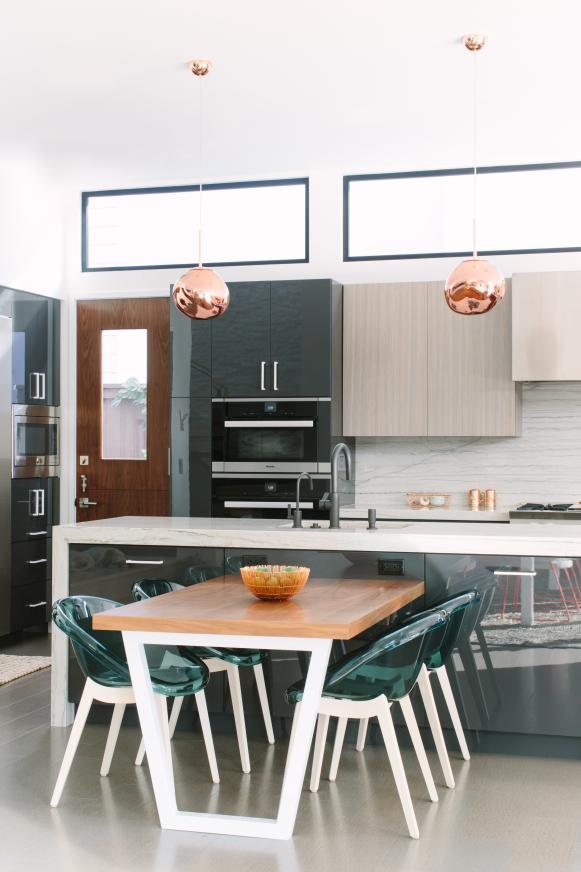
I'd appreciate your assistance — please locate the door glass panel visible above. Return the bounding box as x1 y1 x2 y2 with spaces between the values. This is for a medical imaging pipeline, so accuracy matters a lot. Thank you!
101 329 147 460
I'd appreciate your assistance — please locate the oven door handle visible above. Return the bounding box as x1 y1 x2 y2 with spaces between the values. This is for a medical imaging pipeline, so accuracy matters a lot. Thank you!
223 500 315 509
224 420 314 428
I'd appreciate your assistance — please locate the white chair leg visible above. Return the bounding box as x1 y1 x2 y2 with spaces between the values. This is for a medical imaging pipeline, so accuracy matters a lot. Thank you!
50 681 94 807
134 737 146 767
435 666 470 761
226 664 251 773
356 718 369 752
417 665 455 788
309 713 330 793
399 695 438 802
328 716 348 782
377 699 420 839
288 702 301 757
100 703 125 777
168 696 185 740
253 663 275 744
195 690 220 784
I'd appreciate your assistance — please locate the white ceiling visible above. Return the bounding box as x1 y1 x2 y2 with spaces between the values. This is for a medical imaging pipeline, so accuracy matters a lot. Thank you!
3 0 581 184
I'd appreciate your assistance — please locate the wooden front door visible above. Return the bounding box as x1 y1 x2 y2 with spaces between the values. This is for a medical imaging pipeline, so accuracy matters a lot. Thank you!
76 299 169 521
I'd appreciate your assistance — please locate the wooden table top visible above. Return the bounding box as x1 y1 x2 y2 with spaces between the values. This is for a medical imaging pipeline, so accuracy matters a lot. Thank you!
92 575 425 640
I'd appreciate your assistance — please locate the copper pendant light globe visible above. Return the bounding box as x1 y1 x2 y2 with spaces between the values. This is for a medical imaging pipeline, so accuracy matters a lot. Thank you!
444 258 505 315
173 266 230 320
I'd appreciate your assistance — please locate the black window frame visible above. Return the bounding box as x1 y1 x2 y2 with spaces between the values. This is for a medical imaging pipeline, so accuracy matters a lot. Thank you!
82 177 310 272
343 160 581 262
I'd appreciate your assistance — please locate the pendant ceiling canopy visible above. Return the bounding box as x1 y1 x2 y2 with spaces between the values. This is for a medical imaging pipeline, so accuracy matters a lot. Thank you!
444 34 505 316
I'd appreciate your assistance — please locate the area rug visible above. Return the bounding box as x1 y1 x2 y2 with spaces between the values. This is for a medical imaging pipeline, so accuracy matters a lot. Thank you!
0 655 51 686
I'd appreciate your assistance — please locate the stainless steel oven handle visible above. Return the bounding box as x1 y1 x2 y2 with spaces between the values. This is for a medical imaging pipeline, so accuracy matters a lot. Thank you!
224 420 315 428
125 559 165 565
273 360 279 391
224 500 315 509
260 361 266 391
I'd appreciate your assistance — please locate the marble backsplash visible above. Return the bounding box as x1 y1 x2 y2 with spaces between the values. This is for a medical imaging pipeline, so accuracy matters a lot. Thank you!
354 382 581 509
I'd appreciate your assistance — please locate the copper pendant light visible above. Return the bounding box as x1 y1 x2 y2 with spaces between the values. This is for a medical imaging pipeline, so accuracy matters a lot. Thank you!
173 59 230 321
444 34 505 316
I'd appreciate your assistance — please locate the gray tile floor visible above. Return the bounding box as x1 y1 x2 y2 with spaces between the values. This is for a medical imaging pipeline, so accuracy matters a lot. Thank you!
1 667 581 872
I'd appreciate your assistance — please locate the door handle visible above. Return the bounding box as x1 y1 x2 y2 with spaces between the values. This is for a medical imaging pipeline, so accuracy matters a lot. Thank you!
125 559 165 565
260 361 266 391
29 489 45 517
78 496 98 508
27 530 48 537
26 558 48 565
25 601 48 609
38 372 46 400
273 360 279 391
29 372 39 400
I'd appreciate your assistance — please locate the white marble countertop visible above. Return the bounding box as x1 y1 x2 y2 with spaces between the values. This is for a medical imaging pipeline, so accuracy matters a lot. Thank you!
53 514 581 558
340 504 511 522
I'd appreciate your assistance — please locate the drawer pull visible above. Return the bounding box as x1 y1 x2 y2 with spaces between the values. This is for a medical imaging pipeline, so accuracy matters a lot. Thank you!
25 601 47 608
26 558 48 565
125 559 165 566
493 570 537 577
27 531 48 537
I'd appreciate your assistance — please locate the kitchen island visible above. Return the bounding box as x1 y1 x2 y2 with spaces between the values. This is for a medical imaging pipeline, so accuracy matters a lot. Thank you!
52 515 581 759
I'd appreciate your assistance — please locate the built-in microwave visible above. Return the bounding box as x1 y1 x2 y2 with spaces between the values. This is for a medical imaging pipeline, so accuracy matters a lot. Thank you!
12 405 60 478
212 399 330 474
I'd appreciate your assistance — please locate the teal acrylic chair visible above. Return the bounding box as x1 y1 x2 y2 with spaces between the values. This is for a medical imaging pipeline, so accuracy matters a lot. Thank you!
132 579 275 773
50 595 219 807
353 591 478 790
286 611 447 839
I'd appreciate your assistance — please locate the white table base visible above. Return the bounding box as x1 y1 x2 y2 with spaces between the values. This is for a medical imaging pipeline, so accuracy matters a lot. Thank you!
123 630 332 840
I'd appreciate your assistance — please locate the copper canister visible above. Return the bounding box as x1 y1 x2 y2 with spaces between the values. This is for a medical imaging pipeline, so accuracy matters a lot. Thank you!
468 489 481 510
485 489 496 510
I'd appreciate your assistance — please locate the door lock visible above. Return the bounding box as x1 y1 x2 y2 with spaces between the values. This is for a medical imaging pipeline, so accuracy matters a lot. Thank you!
80 474 88 493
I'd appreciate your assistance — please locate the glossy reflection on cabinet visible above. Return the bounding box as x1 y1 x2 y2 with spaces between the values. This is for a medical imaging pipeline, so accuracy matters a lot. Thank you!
426 553 581 740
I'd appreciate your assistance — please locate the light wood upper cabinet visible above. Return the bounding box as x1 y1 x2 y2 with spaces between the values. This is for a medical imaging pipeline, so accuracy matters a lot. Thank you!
427 280 520 436
343 282 428 436
343 280 521 437
512 271 581 380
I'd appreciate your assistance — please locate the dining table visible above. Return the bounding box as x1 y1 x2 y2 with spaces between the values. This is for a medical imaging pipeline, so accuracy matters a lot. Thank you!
93 574 424 840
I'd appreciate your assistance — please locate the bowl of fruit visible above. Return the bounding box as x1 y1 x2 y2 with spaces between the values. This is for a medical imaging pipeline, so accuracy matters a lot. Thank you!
239 564 310 601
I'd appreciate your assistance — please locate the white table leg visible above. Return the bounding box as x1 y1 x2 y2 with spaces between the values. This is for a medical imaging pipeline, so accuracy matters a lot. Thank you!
123 630 332 840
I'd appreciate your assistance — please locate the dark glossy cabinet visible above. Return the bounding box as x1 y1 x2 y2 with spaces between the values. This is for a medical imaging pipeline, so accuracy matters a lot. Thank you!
170 398 211 517
269 280 334 397
12 294 60 405
211 282 271 397
170 307 212 399
11 478 59 541
211 280 340 398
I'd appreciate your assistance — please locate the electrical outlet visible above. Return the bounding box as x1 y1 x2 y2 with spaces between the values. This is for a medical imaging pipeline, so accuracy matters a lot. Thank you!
378 558 404 577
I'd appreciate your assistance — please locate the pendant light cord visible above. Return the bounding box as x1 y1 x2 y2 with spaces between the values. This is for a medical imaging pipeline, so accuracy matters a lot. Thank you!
472 48 478 260
198 75 204 268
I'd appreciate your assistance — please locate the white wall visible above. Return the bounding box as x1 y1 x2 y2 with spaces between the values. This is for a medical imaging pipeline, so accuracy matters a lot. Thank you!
0 151 65 298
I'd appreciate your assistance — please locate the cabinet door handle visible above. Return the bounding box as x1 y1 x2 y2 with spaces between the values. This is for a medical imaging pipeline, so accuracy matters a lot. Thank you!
25 601 47 609
125 559 165 565
273 360 279 391
38 489 45 517
26 558 47 565
38 372 46 400
260 361 266 391
27 530 48 537
29 372 39 399
29 489 44 517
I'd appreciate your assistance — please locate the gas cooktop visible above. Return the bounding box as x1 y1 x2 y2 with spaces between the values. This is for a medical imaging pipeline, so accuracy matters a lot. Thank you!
510 502 581 520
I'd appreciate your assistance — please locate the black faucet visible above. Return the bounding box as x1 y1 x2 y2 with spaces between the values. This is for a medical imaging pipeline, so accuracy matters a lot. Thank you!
293 472 314 528
329 442 352 528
